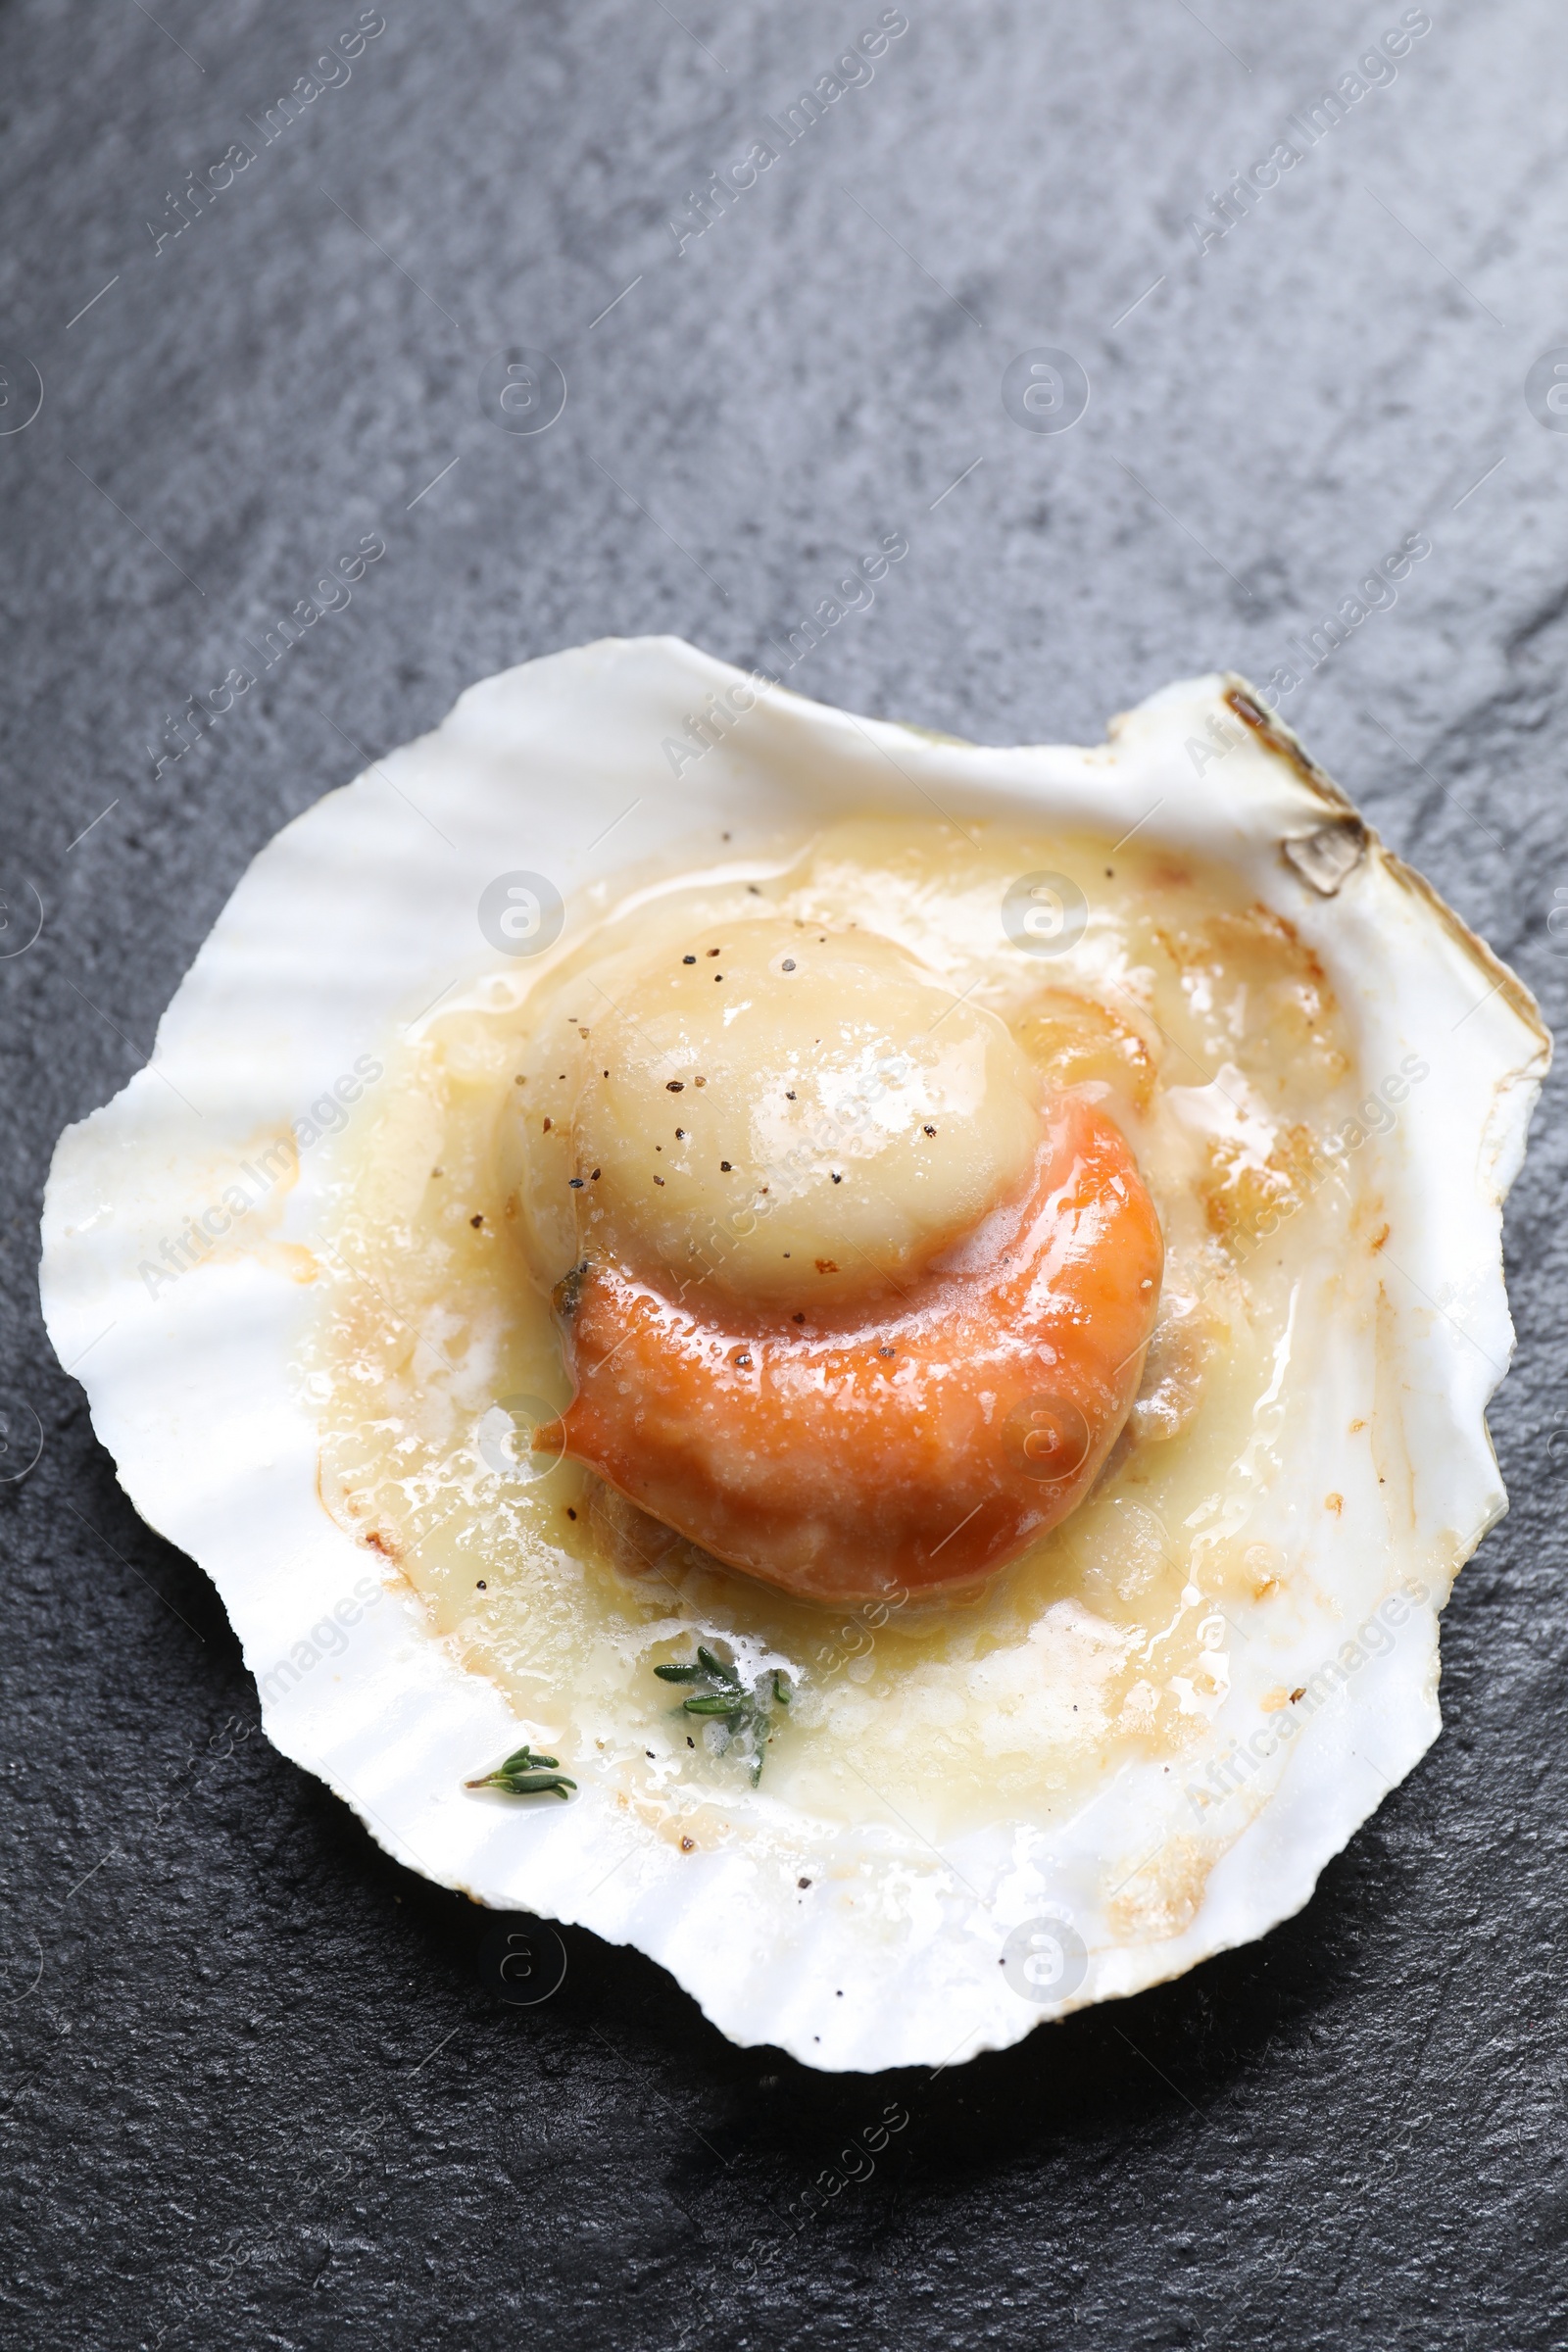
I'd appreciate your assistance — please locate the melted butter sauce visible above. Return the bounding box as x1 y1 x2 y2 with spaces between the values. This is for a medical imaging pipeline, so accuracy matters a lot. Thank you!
301 817 1368 1846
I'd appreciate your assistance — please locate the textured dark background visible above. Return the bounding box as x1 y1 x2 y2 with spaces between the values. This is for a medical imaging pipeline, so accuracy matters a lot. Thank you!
3 3 1566 2346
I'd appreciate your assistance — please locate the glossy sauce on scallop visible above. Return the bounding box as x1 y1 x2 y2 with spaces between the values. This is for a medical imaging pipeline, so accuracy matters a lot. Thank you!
552 917 1044 1309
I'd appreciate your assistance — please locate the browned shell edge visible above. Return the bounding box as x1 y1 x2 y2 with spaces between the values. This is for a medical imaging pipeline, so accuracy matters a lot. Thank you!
1220 673 1552 1069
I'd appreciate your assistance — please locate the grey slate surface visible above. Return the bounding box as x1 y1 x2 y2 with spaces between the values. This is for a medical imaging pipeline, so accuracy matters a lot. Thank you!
4 2 1567 2345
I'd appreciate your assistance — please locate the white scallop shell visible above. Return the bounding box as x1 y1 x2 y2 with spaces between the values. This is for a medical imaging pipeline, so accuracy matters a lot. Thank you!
40 641 1548 2073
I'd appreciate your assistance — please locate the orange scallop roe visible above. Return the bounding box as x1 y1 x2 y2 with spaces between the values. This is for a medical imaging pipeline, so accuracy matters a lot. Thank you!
538 1094 1164 1605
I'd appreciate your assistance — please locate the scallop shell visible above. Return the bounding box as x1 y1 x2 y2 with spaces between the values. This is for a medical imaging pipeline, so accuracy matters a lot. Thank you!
40 641 1548 2073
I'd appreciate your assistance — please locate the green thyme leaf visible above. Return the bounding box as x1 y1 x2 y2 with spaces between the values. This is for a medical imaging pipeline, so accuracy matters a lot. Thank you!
466 1742 577 1800
652 1644 793 1785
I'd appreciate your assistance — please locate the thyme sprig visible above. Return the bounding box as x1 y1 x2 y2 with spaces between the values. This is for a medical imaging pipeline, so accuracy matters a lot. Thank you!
465 1743 576 1800
655 1644 791 1786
